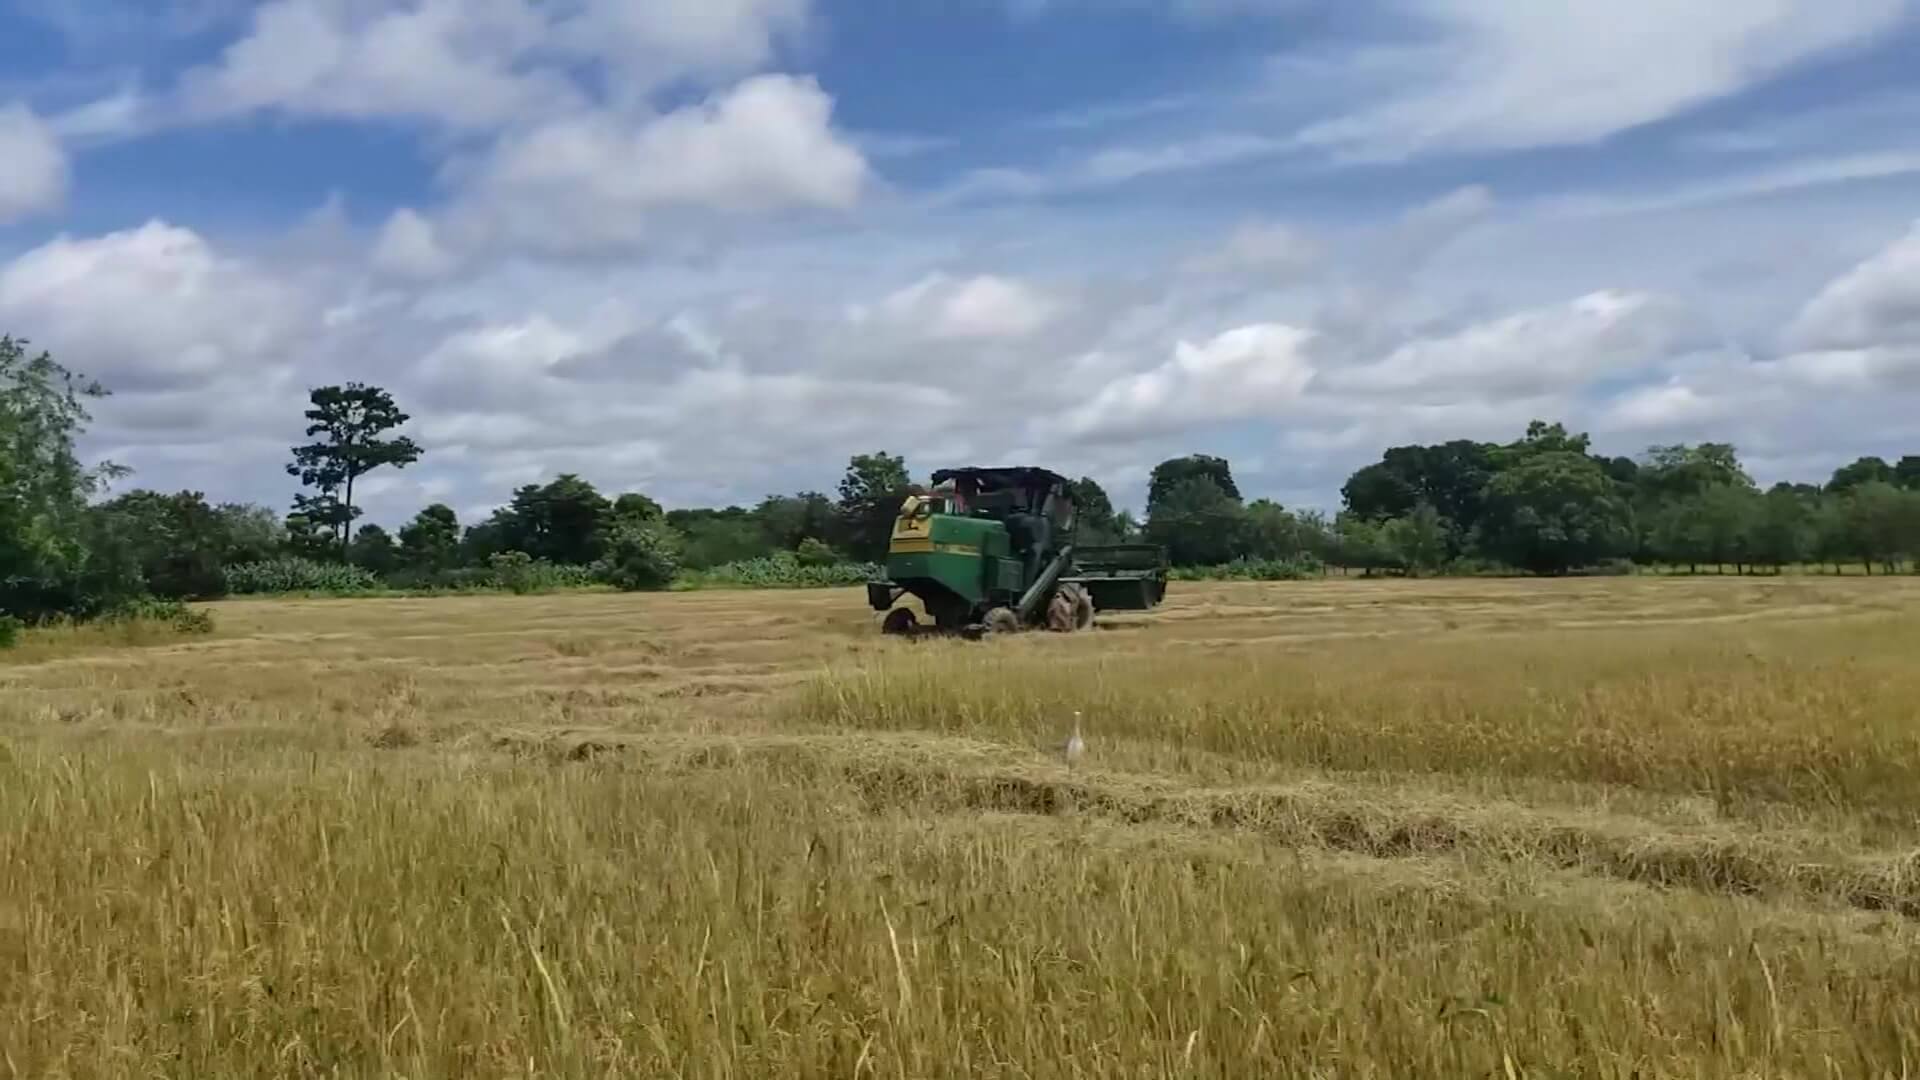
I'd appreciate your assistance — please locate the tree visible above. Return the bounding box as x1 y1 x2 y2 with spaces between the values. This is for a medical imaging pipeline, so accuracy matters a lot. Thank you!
1637 443 1754 500
215 504 285 565
1383 503 1448 576
1475 451 1633 574
1147 455 1239 517
1896 456 1920 491
1 336 138 621
1067 477 1129 543
91 490 229 599
755 492 837 551
493 474 614 565
1242 499 1306 561
1828 456 1895 495
1330 513 1396 576
613 492 664 522
835 452 913 563
1644 497 1706 572
398 504 460 572
282 511 340 561
1144 477 1245 566
1749 488 1814 573
286 383 422 557
1341 440 1493 553
1838 482 1919 574
674 512 772 569
597 517 681 591
1695 484 1759 573
348 524 400 575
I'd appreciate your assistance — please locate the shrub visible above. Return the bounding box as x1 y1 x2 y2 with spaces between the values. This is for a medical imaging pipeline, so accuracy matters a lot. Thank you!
1170 556 1323 582
223 558 380 596
679 552 880 590
596 520 681 592
795 538 842 567
109 597 215 636
487 552 600 595
0 615 19 649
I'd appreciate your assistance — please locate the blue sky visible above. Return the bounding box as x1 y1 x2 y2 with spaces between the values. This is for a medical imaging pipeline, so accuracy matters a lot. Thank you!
2 0 1918 522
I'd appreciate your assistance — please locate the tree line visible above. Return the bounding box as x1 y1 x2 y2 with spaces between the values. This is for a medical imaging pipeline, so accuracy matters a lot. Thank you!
9 335 1920 637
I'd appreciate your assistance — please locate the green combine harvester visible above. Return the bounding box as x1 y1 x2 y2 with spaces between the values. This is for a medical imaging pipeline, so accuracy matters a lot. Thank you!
866 466 1168 637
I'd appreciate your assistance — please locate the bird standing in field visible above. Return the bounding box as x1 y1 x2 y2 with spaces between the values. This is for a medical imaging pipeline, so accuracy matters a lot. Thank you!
1063 710 1085 769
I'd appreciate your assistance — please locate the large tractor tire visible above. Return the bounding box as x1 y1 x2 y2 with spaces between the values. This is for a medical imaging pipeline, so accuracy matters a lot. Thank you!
1068 583 1095 631
1046 583 1095 632
982 607 1020 636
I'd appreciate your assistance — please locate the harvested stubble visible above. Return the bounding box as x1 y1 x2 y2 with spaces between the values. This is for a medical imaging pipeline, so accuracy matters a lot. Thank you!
5 576 1920 1077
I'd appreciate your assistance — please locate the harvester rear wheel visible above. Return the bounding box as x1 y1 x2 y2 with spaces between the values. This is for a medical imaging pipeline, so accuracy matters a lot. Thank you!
881 608 919 635
1045 588 1073 632
1069 584 1095 631
982 607 1020 636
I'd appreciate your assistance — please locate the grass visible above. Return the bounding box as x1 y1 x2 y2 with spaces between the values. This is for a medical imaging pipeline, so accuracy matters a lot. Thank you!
5 576 1920 1076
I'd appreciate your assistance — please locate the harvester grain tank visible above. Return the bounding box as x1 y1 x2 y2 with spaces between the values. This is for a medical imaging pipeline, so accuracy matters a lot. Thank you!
866 466 1168 636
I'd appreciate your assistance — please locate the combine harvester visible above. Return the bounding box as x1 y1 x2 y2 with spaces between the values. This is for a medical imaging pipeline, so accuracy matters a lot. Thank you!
867 466 1168 637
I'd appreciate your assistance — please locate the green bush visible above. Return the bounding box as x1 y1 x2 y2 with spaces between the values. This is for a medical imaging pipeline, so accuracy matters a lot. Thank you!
0 615 20 649
596 521 681 592
224 558 381 595
1171 556 1323 582
795 538 842 567
108 597 214 635
487 551 600 595
679 552 879 590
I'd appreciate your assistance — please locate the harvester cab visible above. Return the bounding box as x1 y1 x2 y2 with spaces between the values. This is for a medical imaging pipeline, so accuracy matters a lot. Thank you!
868 466 1169 637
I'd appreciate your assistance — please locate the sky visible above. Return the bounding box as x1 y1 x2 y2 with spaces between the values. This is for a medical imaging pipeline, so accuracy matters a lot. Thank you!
2 0 1918 524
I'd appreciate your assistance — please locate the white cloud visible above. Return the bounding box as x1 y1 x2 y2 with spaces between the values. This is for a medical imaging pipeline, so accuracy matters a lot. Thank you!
1328 291 1692 399
1185 221 1321 278
1785 220 1920 352
49 87 149 141
447 74 869 255
174 0 812 131
372 208 457 279
180 0 567 129
0 104 68 222
865 273 1061 341
557 0 809 82
1300 0 1907 158
0 221 308 393
1062 323 1317 441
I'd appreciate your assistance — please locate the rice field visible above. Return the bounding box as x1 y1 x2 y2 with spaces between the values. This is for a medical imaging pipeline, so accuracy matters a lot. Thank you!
5 576 1920 1077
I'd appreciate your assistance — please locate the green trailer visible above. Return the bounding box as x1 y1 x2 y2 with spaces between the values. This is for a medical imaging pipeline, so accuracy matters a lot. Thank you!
1067 543 1169 613
866 466 1169 637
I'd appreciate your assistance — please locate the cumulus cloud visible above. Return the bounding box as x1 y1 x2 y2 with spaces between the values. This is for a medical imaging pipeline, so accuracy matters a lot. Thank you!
179 0 574 130
1301 0 1907 158
174 0 812 131
863 273 1062 341
1061 323 1318 441
1785 220 1920 352
0 221 308 394
1184 221 1321 278
371 208 457 279
0 104 68 222
1327 291 1694 399
446 74 869 255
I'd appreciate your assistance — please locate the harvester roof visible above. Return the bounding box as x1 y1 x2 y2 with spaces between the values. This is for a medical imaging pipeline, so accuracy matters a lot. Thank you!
929 466 1070 492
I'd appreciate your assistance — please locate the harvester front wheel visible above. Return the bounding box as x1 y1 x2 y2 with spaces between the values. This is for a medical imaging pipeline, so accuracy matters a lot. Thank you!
982 607 1020 636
